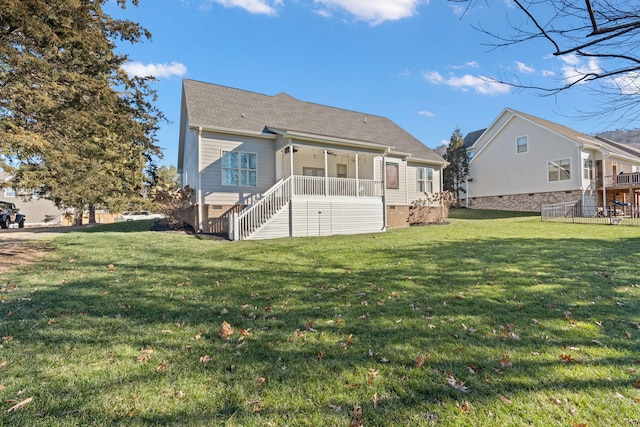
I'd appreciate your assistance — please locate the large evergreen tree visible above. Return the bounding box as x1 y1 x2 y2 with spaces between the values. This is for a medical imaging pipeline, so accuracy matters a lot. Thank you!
0 0 163 224
443 127 469 207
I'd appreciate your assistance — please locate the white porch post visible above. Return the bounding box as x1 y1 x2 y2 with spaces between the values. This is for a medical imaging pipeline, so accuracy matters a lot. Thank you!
197 127 203 232
602 153 608 216
289 140 295 196
324 149 329 196
355 152 359 198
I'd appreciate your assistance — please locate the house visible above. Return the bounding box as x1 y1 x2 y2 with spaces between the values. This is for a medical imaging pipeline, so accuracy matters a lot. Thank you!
178 79 447 240
1 172 63 226
463 108 640 214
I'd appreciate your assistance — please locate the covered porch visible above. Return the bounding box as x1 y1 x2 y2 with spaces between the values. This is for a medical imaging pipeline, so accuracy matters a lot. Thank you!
598 171 640 217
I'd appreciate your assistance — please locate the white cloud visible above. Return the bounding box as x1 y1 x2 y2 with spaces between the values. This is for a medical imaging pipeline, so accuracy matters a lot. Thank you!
210 0 281 15
422 71 510 95
452 61 479 70
314 0 427 25
542 70 555 77
515 61 535 74
560 55 602 85
122 61 188 78
612 71 640 95
418 110 435 117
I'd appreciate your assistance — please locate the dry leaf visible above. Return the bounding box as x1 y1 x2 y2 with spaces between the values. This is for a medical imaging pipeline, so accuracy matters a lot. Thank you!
155 361 168 372
5 397 33 413
350 404 364 427
328 404 342 413
199 355 212 364
256 377 266 387
468 364 478 374
456 400 471 413
318 351 326 360
447 375 470 393
559 354 575 363
239 328 251 336
219 321 234 339
549 397 563 405
499 395 512 404
414 354 425 368
500 357 512 367
633 380 640 389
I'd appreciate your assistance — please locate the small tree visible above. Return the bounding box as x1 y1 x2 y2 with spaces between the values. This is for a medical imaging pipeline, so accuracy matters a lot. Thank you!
443 127 469 207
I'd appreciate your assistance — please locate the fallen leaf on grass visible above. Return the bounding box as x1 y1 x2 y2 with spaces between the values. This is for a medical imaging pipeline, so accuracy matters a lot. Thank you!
499 395 512 404
199 355 212 364
219 321 234 339
559 354 575 363
5 397 33 413
500 357 512 367
350 405 364 427
414 354 425 368
447 375 470 393
155 361 168 372
256 377 266 387
328 404 341 413
456 400 471 413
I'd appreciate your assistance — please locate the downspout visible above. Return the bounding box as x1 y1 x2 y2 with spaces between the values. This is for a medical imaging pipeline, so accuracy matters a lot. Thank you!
382 150 388 231
197 127 203 232
601 151 609 216
577 145 584 211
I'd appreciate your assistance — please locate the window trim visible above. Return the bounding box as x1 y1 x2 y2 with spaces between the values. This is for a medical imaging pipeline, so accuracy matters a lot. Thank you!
416 167 434 193
516 136 528 154
583 158 594 180
3 188 16 198
385 162 399 190
548 158 571 182
221 150 257 187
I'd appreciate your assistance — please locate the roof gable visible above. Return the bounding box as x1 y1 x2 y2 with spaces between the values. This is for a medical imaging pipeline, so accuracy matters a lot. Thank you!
181 79 444 163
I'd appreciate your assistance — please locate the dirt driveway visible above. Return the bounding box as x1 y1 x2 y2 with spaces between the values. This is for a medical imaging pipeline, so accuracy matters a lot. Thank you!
0 227 72 274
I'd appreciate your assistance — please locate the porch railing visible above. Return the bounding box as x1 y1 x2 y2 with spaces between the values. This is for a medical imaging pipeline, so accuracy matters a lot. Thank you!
600 172 640 188
292 176 382 198
234 177 291 240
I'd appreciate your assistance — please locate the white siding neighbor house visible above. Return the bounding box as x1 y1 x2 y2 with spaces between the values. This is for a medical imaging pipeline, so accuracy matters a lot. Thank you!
463 108 640 214
1 172 62 226
178 80 447 240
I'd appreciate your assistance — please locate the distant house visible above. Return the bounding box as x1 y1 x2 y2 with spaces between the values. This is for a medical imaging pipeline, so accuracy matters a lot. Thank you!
1 172 62 225
178 79 447 240
463 108 640 213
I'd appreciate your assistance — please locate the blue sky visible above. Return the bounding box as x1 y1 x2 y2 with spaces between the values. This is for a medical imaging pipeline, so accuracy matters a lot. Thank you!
106 0 629 167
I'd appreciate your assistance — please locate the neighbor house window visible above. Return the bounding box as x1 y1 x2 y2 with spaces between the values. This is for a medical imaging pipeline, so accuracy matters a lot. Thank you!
337 164 347 178
385 163 399 189
516 136 528 153
417 167 434 193
583 159 594 180
3 188 16 198
548 158 571 181
467 150 476 160
222 150 257 186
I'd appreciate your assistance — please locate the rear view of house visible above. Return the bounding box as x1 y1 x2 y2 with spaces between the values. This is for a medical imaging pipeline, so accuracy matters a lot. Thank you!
178 79 446 240
463 108 640 214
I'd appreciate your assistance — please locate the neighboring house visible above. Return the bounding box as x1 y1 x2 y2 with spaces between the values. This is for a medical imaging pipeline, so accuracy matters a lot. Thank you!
178 79 447 240
463 108 640 214
1 172 63 225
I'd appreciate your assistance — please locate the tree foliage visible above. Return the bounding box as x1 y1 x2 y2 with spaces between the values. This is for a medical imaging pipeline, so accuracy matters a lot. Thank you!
0 0 163 223
452 0 640 124
443 127 468 207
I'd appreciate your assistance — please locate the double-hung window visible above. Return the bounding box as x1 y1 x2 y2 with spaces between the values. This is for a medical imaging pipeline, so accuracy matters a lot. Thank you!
3 188 16 198
417 167 434 193
222 150 257 187
583 159 594 180
516 136 528 153
548 158 571 182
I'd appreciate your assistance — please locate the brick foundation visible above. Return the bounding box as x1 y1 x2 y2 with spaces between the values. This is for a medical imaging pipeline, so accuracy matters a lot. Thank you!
386 205 410 228
464 190 582 212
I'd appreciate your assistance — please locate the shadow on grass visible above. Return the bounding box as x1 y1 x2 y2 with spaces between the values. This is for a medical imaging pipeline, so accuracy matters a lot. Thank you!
1 232 639 425
448 208 540 220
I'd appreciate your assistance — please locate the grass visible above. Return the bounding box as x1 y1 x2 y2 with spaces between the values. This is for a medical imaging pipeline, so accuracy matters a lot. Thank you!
1 212 639 426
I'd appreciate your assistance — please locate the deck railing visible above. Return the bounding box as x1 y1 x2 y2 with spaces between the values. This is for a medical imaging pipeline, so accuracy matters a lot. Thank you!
600 172 640 188
292 176 382 198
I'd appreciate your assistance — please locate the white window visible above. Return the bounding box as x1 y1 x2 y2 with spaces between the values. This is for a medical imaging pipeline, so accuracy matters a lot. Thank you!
583 159 594 180
417 167 434 193
516 136 528 153
548 158 571 181
221 151 257 187
337 164 347 178
3 188 16 198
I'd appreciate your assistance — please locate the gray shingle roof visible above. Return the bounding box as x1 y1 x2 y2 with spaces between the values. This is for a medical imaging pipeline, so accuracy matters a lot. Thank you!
182 79 444 163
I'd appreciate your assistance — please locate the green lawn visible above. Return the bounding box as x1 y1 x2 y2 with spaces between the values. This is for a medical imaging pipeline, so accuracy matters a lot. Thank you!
1 213 639 426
